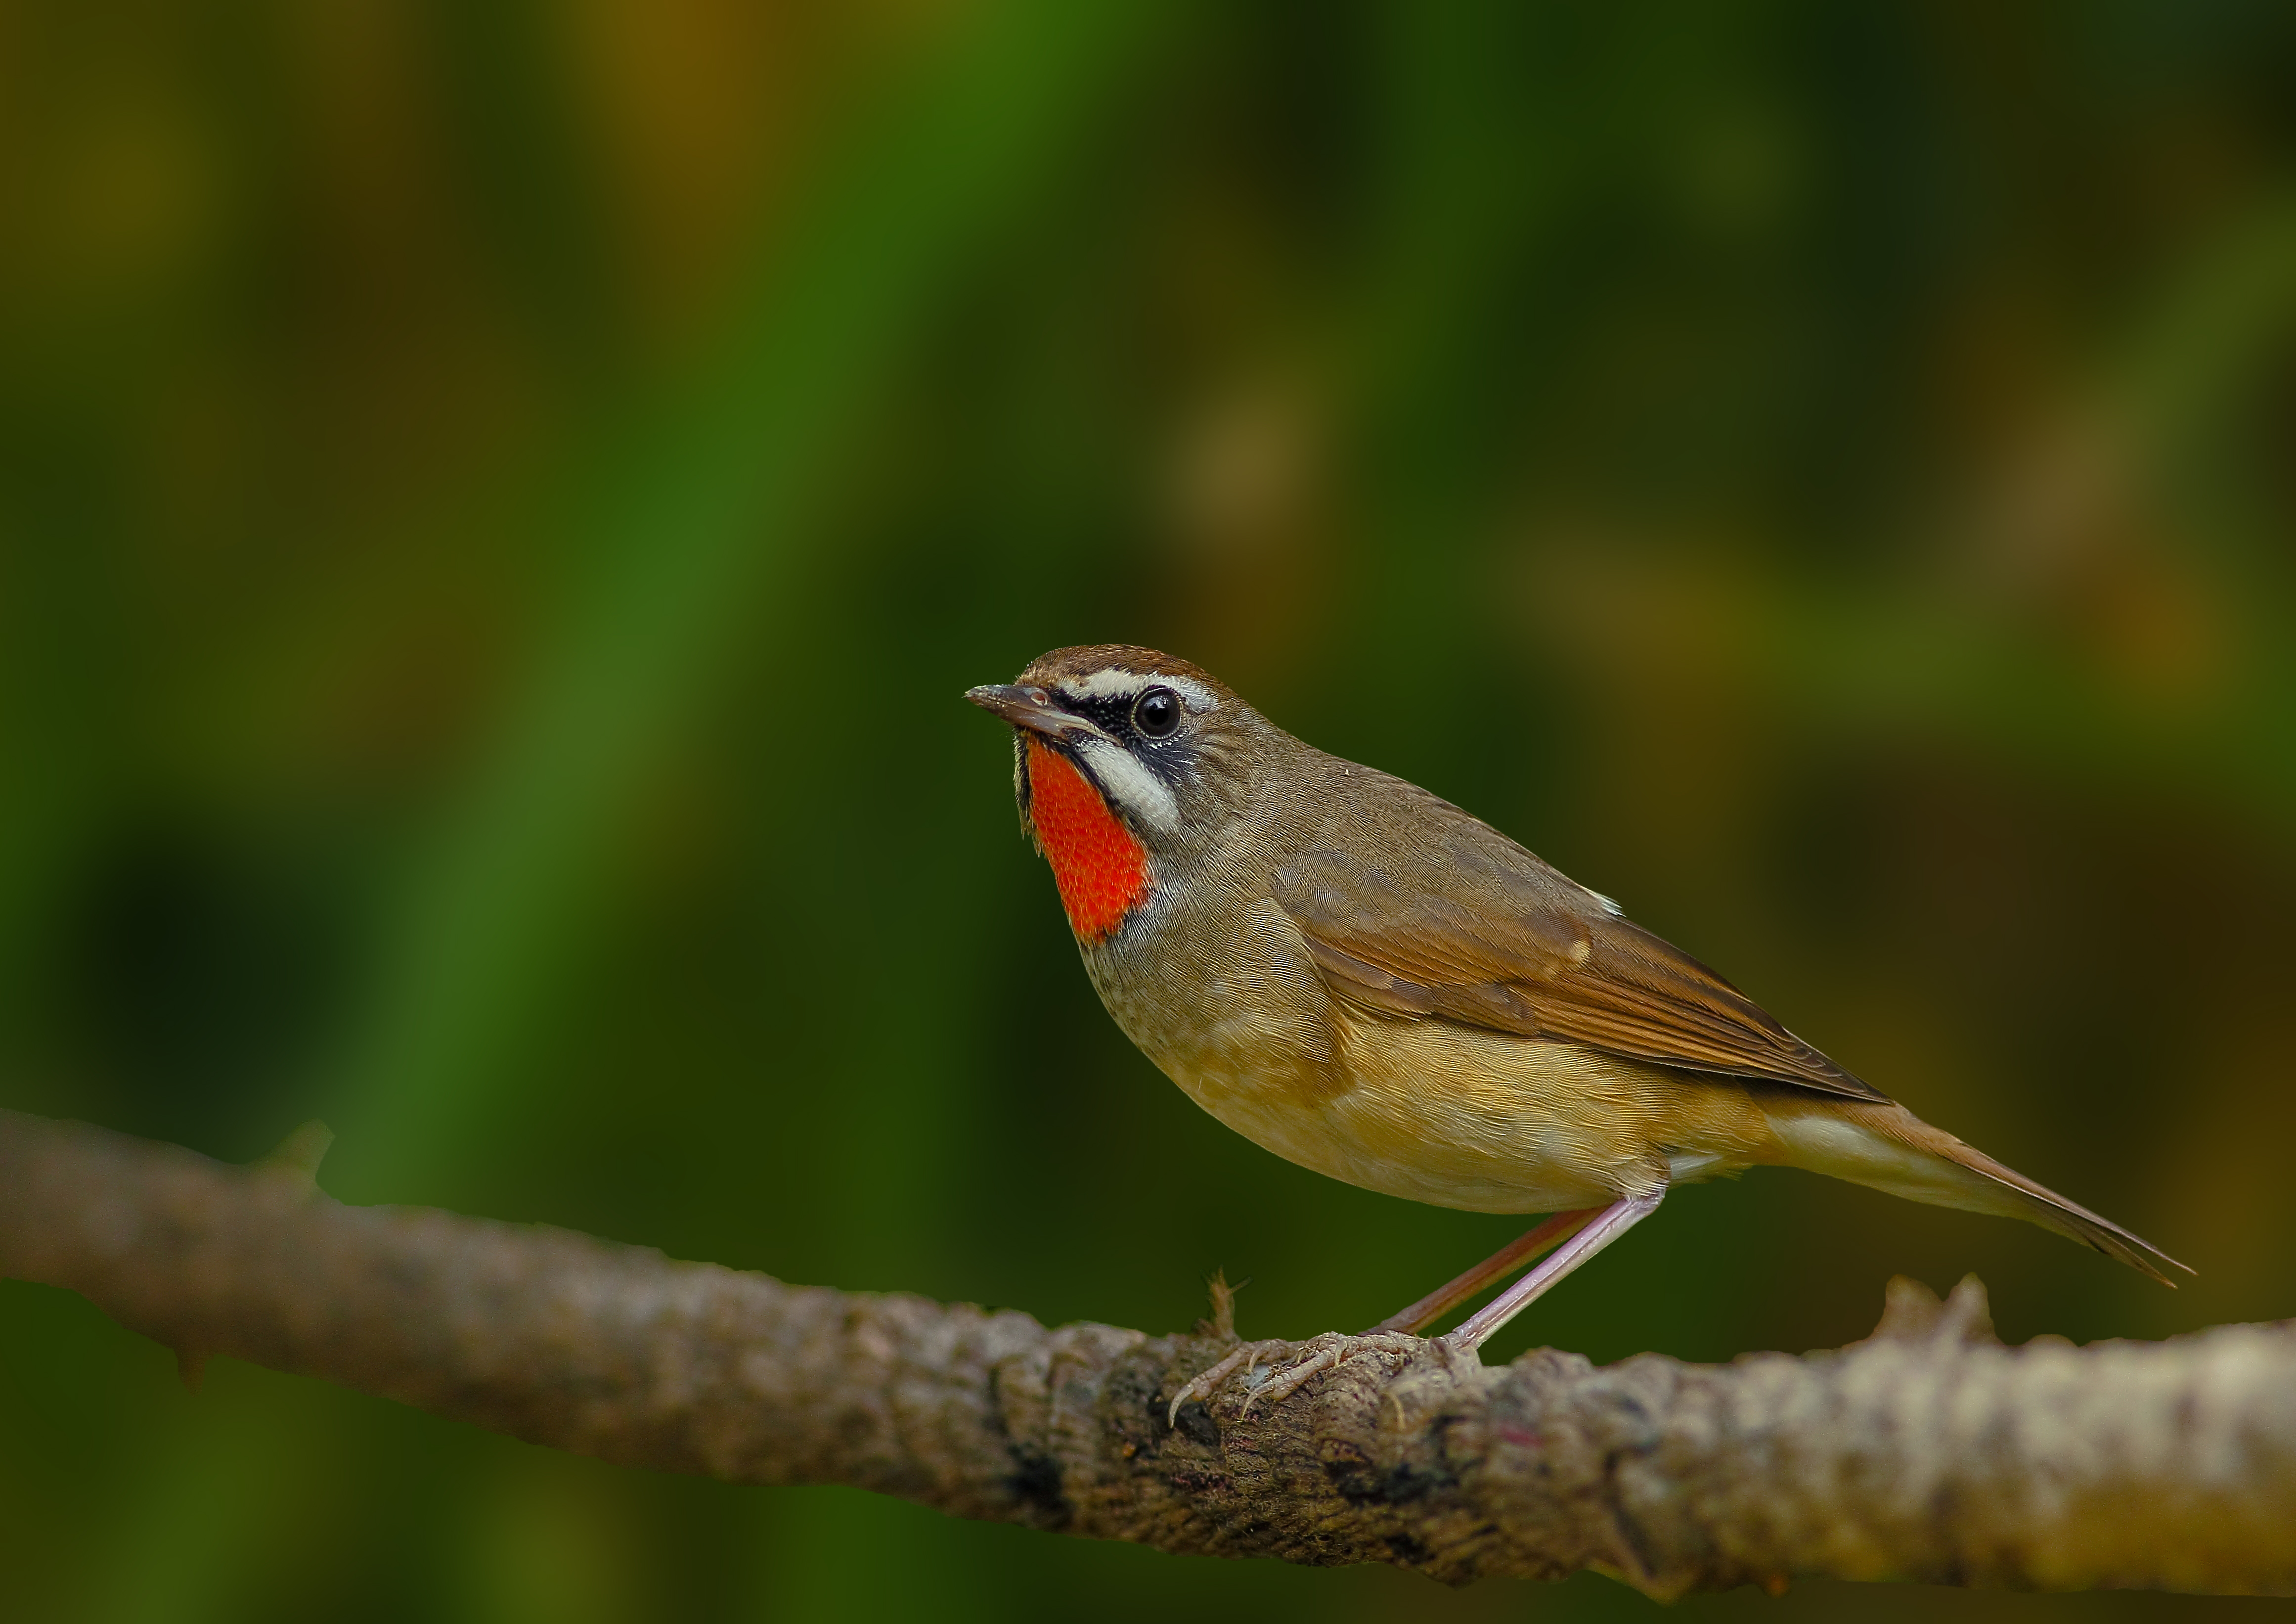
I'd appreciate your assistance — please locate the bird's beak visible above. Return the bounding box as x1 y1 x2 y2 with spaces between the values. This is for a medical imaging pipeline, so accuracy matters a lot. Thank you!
965 683 1098 742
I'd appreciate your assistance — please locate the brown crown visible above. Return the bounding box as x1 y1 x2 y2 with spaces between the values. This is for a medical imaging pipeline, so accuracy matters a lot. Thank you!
1016 644 1232 694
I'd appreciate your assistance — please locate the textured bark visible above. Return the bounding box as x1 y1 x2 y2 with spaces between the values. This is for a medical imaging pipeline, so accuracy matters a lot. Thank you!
1 1108 2290 1596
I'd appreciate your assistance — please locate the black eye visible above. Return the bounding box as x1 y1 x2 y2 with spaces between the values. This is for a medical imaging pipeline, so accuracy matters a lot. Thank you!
1132 686 1181 739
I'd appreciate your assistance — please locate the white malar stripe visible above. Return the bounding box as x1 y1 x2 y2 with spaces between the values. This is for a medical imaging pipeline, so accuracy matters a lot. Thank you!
1071 736 1180 831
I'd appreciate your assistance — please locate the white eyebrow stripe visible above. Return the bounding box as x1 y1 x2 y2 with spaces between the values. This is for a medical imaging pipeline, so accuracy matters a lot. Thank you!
1163 675 1219 712
1056 669 1146 702
1056 668 1220 712
1070 736 1179 831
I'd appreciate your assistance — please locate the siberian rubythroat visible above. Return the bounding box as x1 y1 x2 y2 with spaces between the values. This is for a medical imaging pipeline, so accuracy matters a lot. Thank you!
967 645 2182 1398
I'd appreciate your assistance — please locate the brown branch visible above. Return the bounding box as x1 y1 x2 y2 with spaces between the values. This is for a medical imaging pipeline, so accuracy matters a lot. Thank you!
0 1108 2289 1596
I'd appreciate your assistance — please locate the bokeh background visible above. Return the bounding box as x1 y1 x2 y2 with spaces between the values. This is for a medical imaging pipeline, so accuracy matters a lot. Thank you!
4 0 2295 1619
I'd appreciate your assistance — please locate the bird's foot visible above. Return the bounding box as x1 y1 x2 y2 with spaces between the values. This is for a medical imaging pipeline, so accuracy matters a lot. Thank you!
1165 1330 1430 1426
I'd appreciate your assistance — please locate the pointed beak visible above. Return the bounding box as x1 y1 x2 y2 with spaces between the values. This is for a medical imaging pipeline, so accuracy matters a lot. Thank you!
965 683 1095 741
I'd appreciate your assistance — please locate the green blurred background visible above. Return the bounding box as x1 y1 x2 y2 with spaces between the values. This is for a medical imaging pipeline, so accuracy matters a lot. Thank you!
3 0 2295 1618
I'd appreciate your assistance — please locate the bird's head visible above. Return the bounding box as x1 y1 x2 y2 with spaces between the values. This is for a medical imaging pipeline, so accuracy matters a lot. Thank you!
965 644 1281 944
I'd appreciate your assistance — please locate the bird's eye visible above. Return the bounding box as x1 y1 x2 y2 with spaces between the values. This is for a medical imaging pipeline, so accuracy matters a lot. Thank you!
1133 686 1182 739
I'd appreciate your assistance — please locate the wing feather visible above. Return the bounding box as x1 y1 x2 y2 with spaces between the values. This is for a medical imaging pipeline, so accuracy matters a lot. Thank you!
1273 831 1884 1104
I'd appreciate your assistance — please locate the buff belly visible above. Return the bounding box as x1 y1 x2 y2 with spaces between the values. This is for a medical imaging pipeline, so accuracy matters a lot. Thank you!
1142 993 1779 1214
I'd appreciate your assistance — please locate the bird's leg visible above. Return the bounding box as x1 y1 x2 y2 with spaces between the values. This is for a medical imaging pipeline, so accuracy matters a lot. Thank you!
1164 1192 1663 1428
1239 1199 1652 1415
1363 1207 1605 1335
1442 1188 1664 1352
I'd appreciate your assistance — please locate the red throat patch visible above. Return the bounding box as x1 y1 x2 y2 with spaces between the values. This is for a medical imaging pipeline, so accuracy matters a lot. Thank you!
1024 739 1149 943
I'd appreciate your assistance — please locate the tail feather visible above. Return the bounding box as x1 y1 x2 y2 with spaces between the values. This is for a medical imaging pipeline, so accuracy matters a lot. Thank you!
1934 1132 2190 1286
1765 1100 2191 1286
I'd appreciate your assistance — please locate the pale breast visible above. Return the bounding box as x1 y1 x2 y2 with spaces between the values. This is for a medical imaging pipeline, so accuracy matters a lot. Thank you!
1087 895 1334 1102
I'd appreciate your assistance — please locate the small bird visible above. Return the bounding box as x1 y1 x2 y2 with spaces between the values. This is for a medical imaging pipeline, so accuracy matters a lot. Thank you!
967 645 2185 1413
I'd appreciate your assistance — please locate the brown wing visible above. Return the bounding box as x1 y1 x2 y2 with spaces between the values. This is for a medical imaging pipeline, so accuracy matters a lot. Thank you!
1271 830 1886 1103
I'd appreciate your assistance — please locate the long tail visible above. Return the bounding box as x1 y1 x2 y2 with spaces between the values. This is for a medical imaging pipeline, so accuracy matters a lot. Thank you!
1764 1099 2191 1286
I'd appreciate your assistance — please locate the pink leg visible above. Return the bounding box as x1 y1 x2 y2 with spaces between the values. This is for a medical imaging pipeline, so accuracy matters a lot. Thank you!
1445 1189 1664 1351
1364 1208 1605 1336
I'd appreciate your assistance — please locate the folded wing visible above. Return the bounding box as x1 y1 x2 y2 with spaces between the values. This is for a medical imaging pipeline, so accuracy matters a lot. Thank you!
1272 825 1886 1104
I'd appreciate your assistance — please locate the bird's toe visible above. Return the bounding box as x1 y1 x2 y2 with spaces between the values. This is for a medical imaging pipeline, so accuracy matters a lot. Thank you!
1167 1331 1430 1425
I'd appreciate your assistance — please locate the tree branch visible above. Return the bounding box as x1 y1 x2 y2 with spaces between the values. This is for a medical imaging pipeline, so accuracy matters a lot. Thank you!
1 1108 2289 1596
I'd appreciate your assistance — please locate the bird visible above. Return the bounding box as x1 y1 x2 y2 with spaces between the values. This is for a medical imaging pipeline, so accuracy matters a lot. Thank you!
966 644 2186 1417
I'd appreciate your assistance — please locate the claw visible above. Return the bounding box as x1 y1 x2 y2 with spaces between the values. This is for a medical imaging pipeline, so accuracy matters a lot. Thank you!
1165 1331 1428 1427
1166 1342 1259 1426
1242 1344 1337 1413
